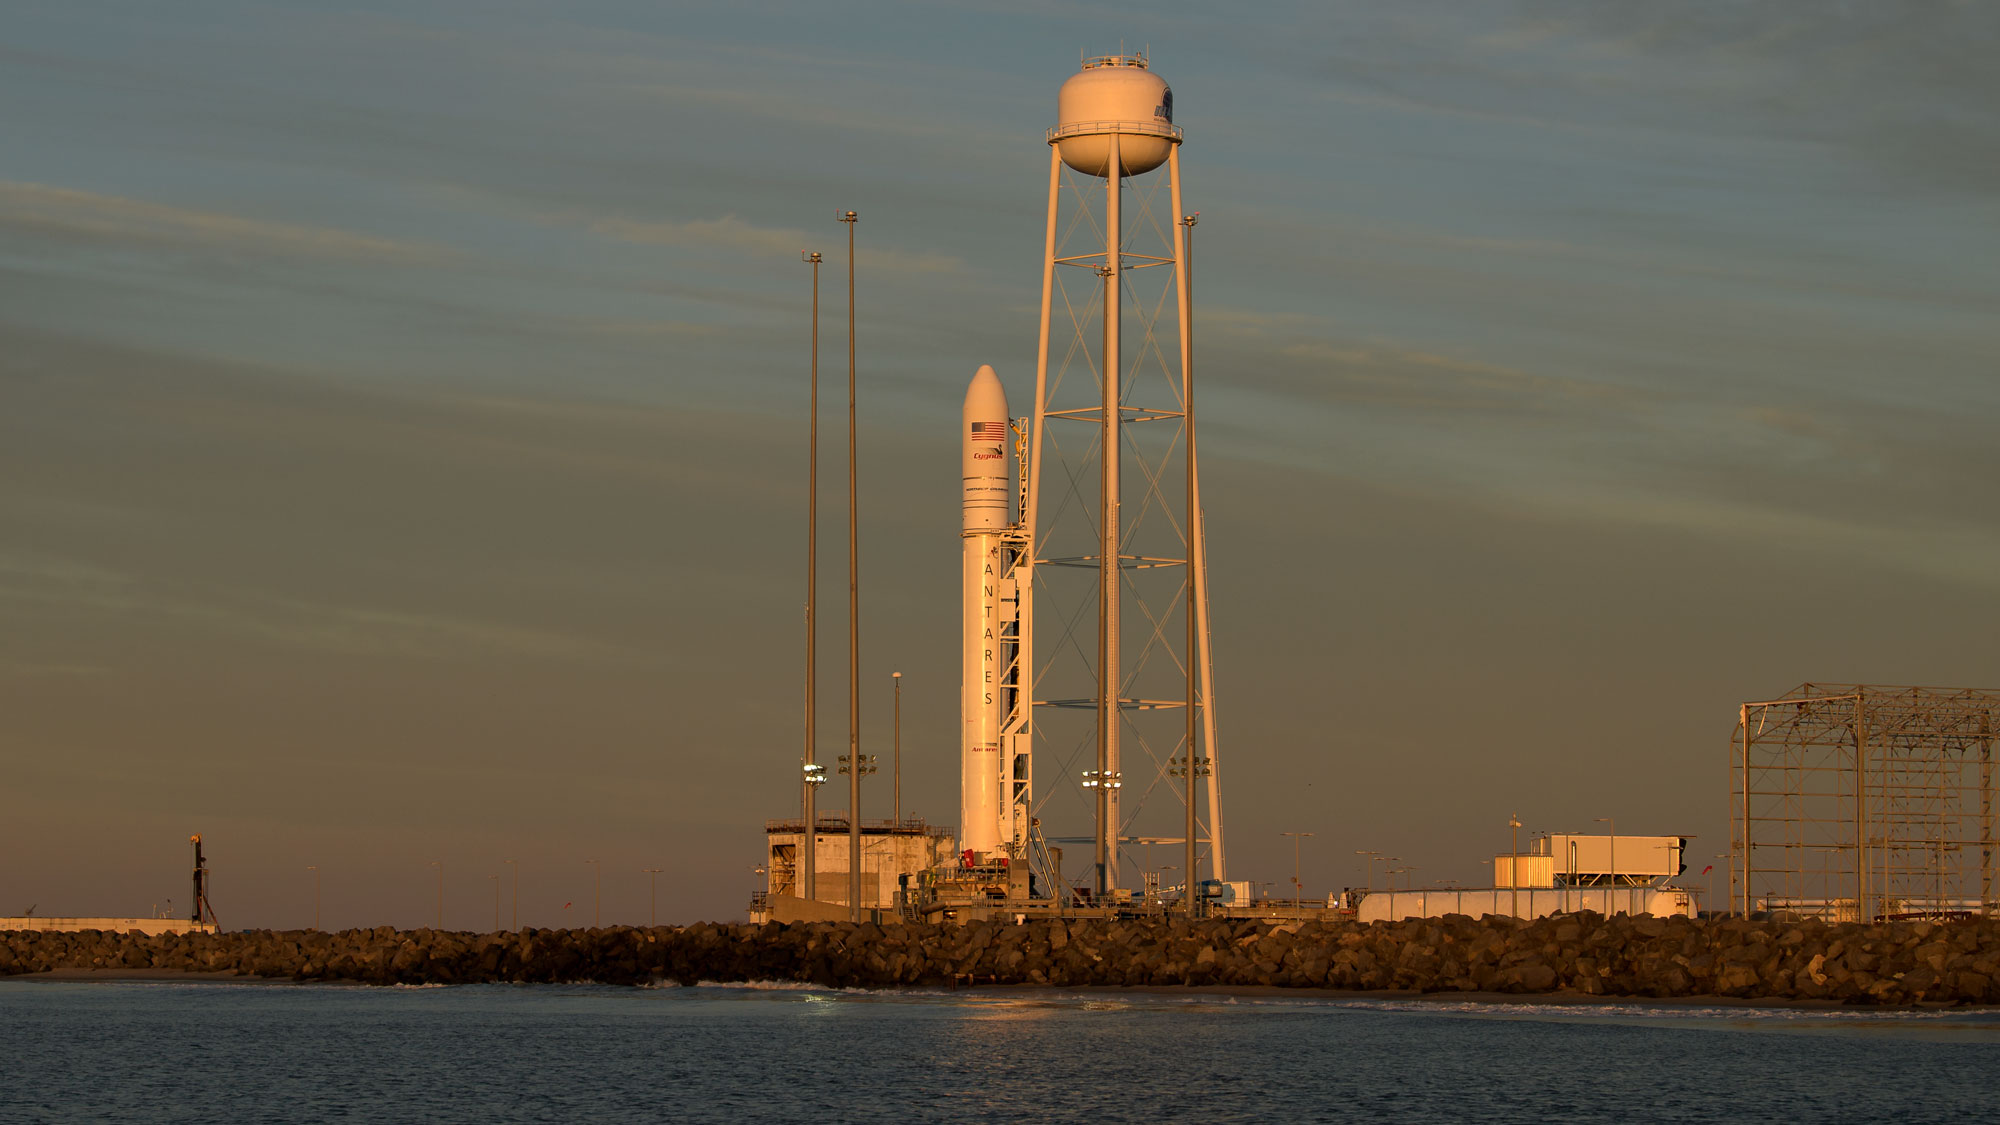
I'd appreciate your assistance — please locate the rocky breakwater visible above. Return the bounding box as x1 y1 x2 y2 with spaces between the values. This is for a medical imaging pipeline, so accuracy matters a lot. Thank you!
4 914 1998 1003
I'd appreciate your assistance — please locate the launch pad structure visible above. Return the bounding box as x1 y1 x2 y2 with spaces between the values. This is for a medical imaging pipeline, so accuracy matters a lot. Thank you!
1732 684 2000 921
770 53 1232 924
943 51 1226 915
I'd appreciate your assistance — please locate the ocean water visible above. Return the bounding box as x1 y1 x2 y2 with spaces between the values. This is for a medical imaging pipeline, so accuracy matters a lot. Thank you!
2 981 1996 1123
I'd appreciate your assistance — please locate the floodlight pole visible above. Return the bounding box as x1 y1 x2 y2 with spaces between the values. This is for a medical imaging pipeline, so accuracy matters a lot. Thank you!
892 671 903 827
1282 831 1312 907
1509 813 1522 919
1179 211 1198 915
802 249 822 903
504 858 518 931
643 868 664 927
842 209 862 923
1596 816 1615 914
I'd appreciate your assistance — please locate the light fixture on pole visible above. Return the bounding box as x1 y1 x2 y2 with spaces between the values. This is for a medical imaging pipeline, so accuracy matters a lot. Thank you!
1354 850 1380 895
307 865 319 931
892 671 902 828
1509 813 1523 919
643 867 664 928
1170 754 1211 914
1566 834 1579 914
1281 831 1313 907
839 751 877 915
801 247 822 904
839 208 862 924
1181 206 1203 915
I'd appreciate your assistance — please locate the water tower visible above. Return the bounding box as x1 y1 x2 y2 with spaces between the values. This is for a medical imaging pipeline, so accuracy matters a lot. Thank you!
1022 53 1227 898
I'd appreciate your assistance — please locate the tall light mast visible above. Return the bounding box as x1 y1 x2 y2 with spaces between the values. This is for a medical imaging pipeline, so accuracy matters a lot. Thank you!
841 210 861 923
1025 53 1226 900
801 250 822 901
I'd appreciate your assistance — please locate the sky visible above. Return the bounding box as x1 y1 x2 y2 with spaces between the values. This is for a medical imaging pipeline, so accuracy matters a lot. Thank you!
2 0 1996 929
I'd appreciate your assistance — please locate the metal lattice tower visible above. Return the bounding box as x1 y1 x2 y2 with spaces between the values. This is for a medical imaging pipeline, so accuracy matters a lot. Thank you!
1022 53 1225 898
1732 684 2000 920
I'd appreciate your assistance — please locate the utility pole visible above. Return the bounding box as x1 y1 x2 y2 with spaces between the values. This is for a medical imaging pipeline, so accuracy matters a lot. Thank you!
1509 813 1522 919
802 248 822 903
1282 831 1313 906
504 858 518 931
307 865 319 931
587 858 601 928
841 208 862 923
643 868 664 927
892 670 903 828
430 860 443 931
1596 816 1615 914
1181 211 1199 917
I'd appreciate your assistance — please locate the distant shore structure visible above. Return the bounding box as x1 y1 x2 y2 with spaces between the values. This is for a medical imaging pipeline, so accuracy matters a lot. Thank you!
0 916 216 936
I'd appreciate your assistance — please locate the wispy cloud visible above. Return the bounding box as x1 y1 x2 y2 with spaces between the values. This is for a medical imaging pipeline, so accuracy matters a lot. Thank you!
0 181 451 264
1247 334 1643 416
0 548 618 663
1302 2 2000 196
624 81 1017 148
588 213 962 274
1532 481 2000 591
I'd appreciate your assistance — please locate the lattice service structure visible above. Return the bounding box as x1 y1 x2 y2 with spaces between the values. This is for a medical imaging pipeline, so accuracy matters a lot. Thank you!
1731 683 2000 921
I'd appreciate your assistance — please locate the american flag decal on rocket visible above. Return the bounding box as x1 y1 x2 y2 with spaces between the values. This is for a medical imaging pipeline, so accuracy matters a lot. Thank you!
969 421 1007 439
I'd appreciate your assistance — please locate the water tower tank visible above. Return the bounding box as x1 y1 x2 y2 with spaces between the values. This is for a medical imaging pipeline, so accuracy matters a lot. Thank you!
1050 54 1179 178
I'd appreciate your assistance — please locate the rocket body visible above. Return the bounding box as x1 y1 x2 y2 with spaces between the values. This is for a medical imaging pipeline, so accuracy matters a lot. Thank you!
961 365 1010 861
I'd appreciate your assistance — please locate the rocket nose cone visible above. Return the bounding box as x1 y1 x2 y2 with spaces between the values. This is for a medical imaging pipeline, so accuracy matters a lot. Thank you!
962 364 1011 531
964 364 1008 418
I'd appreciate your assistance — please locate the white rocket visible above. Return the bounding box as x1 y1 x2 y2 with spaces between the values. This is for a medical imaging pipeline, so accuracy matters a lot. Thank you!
960 364 1010 861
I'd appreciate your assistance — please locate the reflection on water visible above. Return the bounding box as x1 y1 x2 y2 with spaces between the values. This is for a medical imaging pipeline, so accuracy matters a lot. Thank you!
2 980 1994 1122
